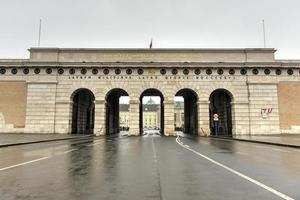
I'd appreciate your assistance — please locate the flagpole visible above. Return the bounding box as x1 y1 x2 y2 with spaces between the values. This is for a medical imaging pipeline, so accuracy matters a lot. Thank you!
38 19 42 47
262 19 266 48
149 38 153 49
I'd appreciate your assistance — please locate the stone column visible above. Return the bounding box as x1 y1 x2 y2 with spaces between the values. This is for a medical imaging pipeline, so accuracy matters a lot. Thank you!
198 101 210 136
164 100 175 136
94 100 106 136
129 99 140 136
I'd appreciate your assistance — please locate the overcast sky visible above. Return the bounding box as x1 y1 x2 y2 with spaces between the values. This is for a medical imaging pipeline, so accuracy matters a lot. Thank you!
0 0 299 59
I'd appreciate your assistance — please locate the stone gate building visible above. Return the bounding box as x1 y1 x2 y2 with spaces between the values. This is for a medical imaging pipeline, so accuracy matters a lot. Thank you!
0 47 299 136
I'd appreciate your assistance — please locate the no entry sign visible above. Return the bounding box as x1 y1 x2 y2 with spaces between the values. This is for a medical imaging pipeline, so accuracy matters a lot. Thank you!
213 113 219 121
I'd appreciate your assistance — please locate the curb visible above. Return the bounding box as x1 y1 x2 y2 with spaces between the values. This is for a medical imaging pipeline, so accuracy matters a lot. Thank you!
209 136 300 149
0 135 94 148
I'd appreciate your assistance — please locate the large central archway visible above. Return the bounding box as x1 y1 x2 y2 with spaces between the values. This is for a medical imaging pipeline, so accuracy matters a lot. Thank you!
139 89 164 135
175 89 198 135
209 89 233 136
71 89 95 134
106 88 129 135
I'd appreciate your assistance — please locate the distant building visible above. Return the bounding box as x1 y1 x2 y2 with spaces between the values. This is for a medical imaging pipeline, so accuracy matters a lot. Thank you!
174 101 184 131
120 99 184 131
119 104 129 131
143 98 160 129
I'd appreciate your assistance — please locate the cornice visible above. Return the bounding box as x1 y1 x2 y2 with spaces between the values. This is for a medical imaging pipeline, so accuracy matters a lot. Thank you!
28 47 277 54
0 61 299 68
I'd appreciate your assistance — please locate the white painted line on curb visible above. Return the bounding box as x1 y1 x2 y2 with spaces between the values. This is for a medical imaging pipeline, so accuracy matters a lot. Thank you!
293 149 300 153
176 136 294 200
271 148 290 153
0 157 49 172
254 145 269 149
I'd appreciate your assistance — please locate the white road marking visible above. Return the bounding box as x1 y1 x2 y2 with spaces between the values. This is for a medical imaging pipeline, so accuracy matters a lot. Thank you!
0 138 109 172
86 142 102 147
176 136 294 200
57 148 78 155
236 151 247 155
0 157 49 172
53 145 69 150
200 141 209 144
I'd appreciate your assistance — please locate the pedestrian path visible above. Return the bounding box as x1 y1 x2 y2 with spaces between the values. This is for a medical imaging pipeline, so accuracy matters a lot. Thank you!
215 134 300 148
0 133 91 147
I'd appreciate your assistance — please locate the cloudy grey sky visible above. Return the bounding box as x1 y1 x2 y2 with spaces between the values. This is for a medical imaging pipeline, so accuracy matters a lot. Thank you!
0 0 299 59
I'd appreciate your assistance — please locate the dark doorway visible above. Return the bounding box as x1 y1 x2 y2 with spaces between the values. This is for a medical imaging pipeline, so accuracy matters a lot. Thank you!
71 89 95 134
175 89 198 135
209 89 233 136
106 89 129 135
139 89 164 135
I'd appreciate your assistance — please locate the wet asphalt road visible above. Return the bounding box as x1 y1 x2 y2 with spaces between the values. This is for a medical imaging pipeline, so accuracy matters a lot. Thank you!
0 135 299 200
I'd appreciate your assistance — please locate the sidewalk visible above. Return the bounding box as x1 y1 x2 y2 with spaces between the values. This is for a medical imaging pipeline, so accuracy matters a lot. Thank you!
0 133 92 147
213 134 300 148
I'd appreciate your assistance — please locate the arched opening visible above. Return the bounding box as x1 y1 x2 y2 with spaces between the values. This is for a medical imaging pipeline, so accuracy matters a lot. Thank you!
209 89 233 136
175 89 198 135
71 89 95 134
139 89 164 135
106 89 129 135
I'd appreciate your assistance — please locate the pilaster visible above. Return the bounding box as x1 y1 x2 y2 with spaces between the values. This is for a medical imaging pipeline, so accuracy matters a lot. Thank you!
164 100 175 136
129 99 140 136
94 100 106 136
198 101 210 136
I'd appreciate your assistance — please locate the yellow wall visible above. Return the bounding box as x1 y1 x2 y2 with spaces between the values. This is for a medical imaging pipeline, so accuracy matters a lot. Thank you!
0 81 27 128
120 111 129 127
278 82 300 129
143 112 160 128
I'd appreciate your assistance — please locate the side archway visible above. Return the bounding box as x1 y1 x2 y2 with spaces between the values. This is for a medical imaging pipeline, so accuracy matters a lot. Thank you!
71 88 95 134
175 88 198 135
209 89 233 136
106 88 129 135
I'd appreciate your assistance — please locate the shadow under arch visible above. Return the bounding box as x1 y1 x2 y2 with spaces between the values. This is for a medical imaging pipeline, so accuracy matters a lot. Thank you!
105 88 129 135
209 88 233 136
71 88 95 134
139 88 164 135
175 88 198 135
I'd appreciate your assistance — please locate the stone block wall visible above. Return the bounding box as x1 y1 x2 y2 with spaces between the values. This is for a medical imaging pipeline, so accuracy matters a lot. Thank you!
1 65 300 136
0 72 277 135
248 83 280 134
25 82 57 133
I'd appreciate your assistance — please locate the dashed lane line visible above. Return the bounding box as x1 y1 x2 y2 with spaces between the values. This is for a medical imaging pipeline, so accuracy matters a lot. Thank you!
86 142 103 147
57 148 78 155
0 136 116 171
0 148 81 172
151 138 163 200
176 136 294 200
236 151 248 155
0 157 49 172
